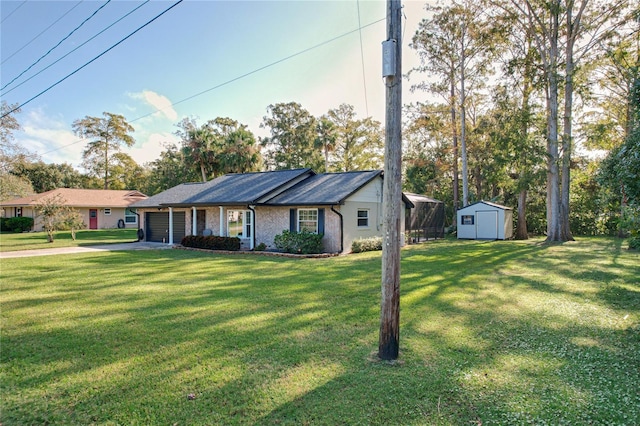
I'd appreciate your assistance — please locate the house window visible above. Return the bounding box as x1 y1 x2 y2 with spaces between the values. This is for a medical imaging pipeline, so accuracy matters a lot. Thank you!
228 210 252 238
104 208 111 216
461 215 474 225
125 208 137 224
15 207 22 217
357 209 369 228
298 209 318 233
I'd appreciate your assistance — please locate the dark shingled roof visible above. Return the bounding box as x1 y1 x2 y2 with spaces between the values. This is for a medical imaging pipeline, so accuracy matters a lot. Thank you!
263 170 382 205
130 168 313 208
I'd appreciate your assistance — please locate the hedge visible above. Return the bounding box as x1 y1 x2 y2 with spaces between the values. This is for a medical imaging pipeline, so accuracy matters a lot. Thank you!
351 236 383 253
0 217 34 233
181 235 241 251
273 230 324 254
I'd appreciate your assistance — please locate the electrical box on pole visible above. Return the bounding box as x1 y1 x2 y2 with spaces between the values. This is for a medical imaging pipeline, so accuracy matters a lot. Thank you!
382 39 397 77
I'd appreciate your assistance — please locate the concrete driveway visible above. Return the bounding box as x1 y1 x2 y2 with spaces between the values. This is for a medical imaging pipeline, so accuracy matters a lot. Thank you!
0 242 173 259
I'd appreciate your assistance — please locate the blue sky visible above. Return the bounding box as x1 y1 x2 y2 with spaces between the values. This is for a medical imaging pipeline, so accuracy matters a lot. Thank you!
1 0 429 169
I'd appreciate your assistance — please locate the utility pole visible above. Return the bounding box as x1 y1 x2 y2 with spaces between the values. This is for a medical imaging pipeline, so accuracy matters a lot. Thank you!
379 0 402 361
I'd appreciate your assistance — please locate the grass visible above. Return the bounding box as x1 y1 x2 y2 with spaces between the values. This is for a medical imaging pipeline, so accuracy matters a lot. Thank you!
0 229 138 252
1 237 638 425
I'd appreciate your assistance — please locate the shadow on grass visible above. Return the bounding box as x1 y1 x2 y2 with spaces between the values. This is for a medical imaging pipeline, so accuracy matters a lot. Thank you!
1 239 638 424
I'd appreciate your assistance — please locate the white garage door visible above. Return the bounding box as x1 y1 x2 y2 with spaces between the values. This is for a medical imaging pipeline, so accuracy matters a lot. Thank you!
476 210 498 239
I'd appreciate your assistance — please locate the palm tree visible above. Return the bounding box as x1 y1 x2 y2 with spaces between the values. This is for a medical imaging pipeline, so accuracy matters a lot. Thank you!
182 128 212 182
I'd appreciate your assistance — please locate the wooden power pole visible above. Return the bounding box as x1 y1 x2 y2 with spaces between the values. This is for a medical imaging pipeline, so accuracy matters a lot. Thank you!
379 0 402 361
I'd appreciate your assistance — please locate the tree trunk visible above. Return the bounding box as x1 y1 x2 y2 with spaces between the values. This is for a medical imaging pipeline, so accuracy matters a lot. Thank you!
460 31 469 207
450 76 459 225
546 1 561 242
475 164 482 199
200 162 207 182
516 189 529 239
104 138 109 190
560 1 581 242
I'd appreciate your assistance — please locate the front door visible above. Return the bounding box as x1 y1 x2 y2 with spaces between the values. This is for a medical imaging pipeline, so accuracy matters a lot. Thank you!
196 210 206 235
89 209 98 229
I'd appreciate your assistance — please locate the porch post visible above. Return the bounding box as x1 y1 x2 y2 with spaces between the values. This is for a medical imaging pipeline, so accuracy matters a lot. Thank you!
192 207 197 235
219 206 224 236
168 207 174 245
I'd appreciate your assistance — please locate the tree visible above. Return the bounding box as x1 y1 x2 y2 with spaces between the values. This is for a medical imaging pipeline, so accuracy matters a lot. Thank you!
10 161 84 193
176 117 212 182
598 60 640 238
403 102 457 224
411 1 502 207
143 143 199 195
0 172 33 202
60 208 85 241
1 101 33 173
315 117 337 172
260 102 323 170
35 194 79 242
108 153 148 190
176 117 262 181
411 7 461 213
221 127 262 174
502 0 631 241
324 104 383 172
73 112 135 190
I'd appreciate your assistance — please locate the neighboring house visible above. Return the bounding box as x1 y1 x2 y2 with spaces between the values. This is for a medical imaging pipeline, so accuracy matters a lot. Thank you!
0 188 148 231
130 168 414 253
457 201 513 240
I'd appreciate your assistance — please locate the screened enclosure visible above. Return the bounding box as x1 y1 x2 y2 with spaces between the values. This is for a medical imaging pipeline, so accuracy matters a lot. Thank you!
405 193 445 243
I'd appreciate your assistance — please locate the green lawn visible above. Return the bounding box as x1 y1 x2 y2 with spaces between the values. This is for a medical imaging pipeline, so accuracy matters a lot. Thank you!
1 238 638 425
0 229 138 252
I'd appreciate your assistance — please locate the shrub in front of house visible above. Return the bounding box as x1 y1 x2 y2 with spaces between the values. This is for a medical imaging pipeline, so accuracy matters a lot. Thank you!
0 217 34 233
181 235 241 251
351 236 383 253
274 230 323 254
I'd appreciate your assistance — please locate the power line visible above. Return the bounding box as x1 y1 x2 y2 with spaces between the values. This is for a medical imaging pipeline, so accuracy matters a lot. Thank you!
133 17 386 123
1 0 27 24
1 0 184 120
36 16 386 157
2 0 112 92
1 1 84 65
1 1 150 96
356 0 370 118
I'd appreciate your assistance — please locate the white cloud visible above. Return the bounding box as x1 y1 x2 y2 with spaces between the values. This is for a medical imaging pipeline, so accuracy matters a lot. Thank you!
127 132 180 165
129 90 178 121
17 109 84 167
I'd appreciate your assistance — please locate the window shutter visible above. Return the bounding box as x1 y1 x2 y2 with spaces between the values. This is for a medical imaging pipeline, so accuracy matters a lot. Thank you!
290 209 296 232
318 208 325 235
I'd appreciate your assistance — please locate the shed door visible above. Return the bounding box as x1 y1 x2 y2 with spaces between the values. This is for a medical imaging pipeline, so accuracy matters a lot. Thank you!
476 210 498 240
146 212 186 243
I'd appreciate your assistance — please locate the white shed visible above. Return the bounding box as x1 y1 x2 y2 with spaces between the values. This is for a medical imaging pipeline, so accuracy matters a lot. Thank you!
457 201 513 240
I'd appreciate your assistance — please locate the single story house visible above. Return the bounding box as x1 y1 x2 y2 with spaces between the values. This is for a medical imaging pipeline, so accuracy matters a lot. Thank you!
456 201 513 240
130 168 414 253
404 193 445 242
0 188 148 231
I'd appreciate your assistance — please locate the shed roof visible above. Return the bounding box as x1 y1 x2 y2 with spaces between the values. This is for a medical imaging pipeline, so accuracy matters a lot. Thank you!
458 200 512 212
263 170 382 205
0 188 147 208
